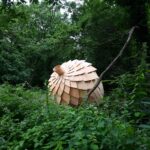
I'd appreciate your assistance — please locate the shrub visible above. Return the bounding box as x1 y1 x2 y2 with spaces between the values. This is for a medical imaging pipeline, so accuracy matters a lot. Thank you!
0 84 150 150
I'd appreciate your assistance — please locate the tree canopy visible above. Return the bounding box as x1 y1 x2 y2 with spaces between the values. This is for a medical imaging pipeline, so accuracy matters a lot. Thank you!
0 0 150 86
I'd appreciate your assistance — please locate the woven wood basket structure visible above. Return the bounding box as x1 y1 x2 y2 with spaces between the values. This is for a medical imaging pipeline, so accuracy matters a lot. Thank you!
48 60 104 106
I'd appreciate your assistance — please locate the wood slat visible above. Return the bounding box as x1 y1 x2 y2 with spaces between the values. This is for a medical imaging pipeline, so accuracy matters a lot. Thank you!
85 66 97 73
70 81 78 88
64 79 70 87
70 88 80 98
68 75 84 81
77 81 87 90
64 85 70 94
70 96 79 106
56 96 61 104
49 78 59 91
85 81 95 89
98 82 104 96
57 82 65 96
62 92 70 104
53 77 62 95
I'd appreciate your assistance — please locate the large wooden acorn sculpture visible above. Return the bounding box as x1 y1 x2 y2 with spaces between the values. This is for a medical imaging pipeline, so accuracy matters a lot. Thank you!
48 60 104 106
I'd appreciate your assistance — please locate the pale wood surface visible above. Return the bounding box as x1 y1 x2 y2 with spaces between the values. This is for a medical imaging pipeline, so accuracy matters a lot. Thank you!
48 60 104 106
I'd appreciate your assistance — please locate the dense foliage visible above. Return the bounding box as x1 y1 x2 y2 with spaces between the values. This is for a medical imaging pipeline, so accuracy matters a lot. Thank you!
0 3 80 86
1 0 150 86
0 84 150 150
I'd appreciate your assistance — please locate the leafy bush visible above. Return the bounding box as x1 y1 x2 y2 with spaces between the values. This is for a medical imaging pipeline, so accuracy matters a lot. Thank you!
0 84 44 119
102 46 150 125
0 84 150 150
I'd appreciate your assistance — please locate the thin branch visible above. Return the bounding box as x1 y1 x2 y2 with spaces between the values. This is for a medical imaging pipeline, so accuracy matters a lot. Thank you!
87 26 137 98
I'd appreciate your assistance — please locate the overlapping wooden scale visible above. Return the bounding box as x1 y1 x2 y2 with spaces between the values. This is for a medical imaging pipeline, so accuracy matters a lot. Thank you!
48 60 104 106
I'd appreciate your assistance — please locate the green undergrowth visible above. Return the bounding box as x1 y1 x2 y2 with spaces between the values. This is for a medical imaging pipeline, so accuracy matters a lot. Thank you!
0 84 150 150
